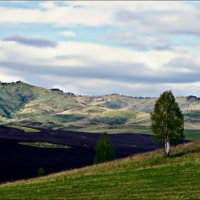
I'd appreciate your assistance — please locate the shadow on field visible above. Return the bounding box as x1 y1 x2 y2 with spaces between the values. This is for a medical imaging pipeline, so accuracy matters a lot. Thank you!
0 126 161 183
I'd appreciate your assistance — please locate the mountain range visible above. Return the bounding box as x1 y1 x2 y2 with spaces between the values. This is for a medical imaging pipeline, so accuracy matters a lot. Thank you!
0 81 200 136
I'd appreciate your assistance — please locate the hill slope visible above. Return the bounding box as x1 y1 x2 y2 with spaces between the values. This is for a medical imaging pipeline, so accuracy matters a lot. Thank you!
1 81 200 134
0 141 200 199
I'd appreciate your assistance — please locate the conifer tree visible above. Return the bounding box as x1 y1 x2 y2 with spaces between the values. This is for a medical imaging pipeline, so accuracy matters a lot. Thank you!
94 132 115 164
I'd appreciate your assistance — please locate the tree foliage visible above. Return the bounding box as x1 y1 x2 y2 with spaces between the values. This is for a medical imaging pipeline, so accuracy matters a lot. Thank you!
38 167 45 176
151 91 184 156
94 132 115 164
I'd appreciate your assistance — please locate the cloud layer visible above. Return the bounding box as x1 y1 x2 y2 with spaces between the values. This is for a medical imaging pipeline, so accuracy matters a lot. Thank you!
0 1 200 96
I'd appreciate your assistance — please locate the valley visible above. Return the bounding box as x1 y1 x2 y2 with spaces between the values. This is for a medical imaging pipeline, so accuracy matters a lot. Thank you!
0 125 161 183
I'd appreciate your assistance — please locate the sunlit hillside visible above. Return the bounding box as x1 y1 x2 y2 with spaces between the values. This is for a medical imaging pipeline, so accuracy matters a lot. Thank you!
0 82 200 136
1 141 200 199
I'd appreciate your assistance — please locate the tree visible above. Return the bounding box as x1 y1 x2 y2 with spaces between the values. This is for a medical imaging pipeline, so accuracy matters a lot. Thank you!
94 132 115 164
38 167 45 176
150 91 184 156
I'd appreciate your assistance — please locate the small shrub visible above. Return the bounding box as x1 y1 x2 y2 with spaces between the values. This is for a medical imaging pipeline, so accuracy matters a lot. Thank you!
38 167 45 176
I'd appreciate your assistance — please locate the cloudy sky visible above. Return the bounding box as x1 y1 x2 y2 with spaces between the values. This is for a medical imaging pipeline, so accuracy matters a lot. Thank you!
1 1 200 97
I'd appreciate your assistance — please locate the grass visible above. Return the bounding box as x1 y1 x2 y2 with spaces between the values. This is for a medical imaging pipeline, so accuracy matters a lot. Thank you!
79 125 152 134
7 125 40 133
184 130 200 140
184 110 200 118
1 82 200 133
52 114 86 123
1 141 200 199
19 142 70 149
101 110 135 118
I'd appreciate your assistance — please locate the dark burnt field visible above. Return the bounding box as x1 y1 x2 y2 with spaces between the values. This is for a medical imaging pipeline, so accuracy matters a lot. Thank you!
0 126 161 183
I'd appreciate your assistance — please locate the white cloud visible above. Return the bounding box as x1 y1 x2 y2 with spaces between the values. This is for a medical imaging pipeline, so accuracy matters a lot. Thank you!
0 1 198 33
39 2 56 10
60 31 76 38
0 39 179 71
1 38 200 93
42 74 200 97
0 2 114 27
0 2 200 96
0 68 25 82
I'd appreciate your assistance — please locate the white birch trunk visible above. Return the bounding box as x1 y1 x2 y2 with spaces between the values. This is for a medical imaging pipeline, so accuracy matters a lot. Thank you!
165 139 170 156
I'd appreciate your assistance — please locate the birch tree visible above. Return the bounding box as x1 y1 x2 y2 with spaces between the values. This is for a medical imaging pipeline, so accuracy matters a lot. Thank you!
151 91 184 156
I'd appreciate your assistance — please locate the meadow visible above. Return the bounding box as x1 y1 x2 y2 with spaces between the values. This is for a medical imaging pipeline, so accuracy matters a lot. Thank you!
0 141 200 199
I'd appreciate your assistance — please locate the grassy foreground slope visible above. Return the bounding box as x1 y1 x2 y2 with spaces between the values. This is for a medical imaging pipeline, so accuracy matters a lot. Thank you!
1 141 200 199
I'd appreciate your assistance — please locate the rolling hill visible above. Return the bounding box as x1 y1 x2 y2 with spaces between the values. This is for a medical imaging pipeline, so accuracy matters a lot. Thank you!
0 82 200 199
0 81 200 136
0 141 200 199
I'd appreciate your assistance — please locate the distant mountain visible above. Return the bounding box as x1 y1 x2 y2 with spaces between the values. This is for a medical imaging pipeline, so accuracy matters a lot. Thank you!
0 81 200 133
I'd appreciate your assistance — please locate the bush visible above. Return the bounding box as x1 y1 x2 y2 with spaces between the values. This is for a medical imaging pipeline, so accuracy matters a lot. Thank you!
94 132 115 164
38 167 45 176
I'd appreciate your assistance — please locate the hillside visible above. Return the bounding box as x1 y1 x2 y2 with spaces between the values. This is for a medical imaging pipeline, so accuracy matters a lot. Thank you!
0 141 200 199
0 126 160 183
0 82 200 136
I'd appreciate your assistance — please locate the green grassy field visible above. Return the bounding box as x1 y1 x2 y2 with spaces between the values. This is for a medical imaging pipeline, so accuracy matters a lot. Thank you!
1 141 200 199
19 142 70 149
7 125 40 133
184 130 200 141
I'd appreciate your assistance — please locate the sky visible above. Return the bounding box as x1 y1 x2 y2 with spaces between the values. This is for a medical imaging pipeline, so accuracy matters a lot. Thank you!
1 1 200 97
